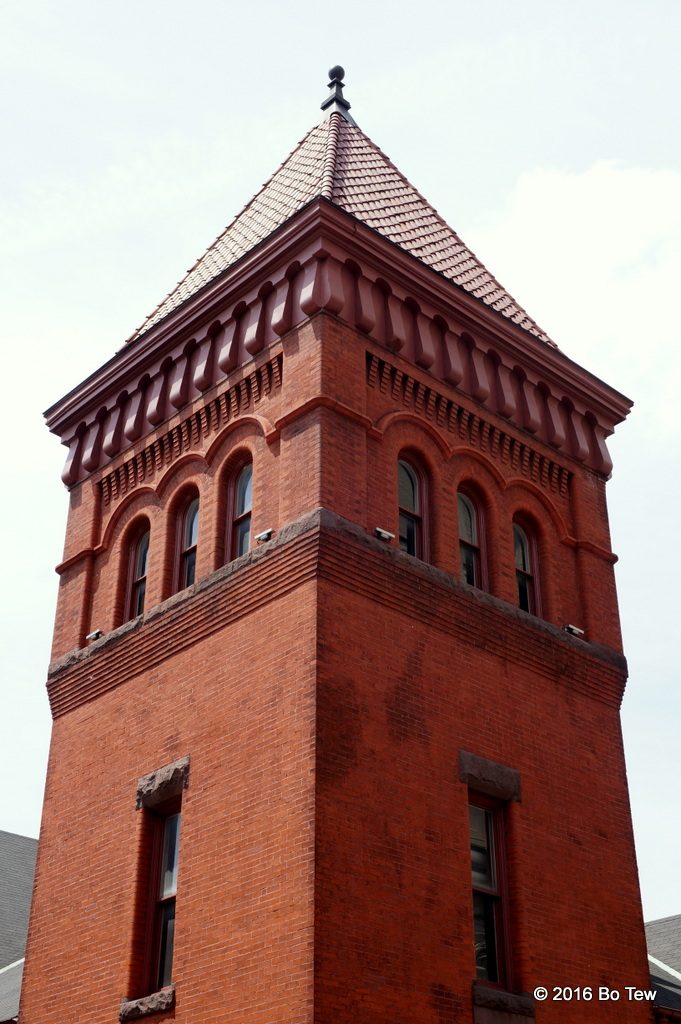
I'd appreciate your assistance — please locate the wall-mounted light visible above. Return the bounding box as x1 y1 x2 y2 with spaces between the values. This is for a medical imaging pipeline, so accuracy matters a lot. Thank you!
86 629 103 642
374 527 395 542
255 529 273 544
563 624 585 638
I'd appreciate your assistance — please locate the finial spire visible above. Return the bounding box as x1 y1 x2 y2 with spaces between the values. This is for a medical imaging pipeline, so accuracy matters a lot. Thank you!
320 65 356 125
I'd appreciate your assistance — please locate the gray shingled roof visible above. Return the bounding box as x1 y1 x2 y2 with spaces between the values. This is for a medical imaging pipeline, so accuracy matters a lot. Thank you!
0 831 37 969
647 915 681 973
0 959 22 1022
647 915 681 1012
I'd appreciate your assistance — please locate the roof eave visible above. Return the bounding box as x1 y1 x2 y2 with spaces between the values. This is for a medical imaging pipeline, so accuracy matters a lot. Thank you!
315 199 633 427
45 197 631 443
44 197 328 434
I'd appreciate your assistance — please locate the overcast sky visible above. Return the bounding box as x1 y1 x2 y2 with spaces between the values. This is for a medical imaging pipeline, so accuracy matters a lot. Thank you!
1 0 679 922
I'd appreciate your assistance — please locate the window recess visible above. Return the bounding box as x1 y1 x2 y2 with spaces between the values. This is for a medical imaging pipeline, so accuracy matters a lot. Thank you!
120 756 189 1022
178 497 199 591
229 461 253 560
398 458 425 559
469 799 507 985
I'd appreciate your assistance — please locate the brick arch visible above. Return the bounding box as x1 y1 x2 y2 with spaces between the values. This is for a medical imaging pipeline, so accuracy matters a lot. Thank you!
455 472 495 523
385 430 444 493
213 443 257 570
396 447 432 563
100 486 159 551
504 478 571 544
451 469 499 596
374 411 452 459
397 444 433 484
505 490 563 623
112 513 152 629
161 479 203 601
155 453 209 501
203 415 272 467
392 437 441 564
93 493 159 635
448 446 506 490
373 418 452 569
164 478 202 520
444 452 506 590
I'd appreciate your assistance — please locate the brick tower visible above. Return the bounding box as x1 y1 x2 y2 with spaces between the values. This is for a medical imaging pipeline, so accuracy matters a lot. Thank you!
22 69 652 1023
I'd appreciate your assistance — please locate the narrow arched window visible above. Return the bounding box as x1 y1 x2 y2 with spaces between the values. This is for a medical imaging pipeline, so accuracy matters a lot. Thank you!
178 498 199 589
128 528 150 618
230 462 253 559
458 493 482 588
398 459 422 558
513 523 537 614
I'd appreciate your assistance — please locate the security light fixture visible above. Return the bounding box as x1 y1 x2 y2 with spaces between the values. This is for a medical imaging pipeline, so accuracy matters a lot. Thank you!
374 527 395 542
255 529 273 543
563 624 585 637
86 629 103 642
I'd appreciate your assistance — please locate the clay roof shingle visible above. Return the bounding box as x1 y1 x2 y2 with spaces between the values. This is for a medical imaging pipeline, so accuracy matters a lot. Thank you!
130 111 552 345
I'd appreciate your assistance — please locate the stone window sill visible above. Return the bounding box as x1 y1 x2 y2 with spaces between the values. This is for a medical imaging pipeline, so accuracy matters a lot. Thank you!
119 984 175 1022
473 981 535 1022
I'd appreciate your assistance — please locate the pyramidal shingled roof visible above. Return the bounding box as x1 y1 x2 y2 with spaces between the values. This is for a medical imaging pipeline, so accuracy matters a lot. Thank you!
130 78 553 345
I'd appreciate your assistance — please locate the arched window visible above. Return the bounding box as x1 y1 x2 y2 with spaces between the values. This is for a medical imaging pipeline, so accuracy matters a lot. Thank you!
513 522 537 614
178 497 199 590
398 459 423 558
458 492 482 588
127 527 150 619
230 462 253 559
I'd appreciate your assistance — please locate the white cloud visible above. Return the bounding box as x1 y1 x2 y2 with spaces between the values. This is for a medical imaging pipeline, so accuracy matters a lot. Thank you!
460 161 681 918
464 161 681 426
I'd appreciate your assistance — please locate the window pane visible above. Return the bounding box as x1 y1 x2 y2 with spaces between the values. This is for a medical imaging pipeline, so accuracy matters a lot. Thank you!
157 901 176 989
469 805 495 889
182 550 196 588
398 461 418 513
399 512 417 556
135 531 150 578
160 813 181 898
236 464 253 516
458 494 477 544
234 517 251 557
460 543 478 587
513 525 530 571
517 572 534 614
133 579 146 617
184 499 199 548
473 891 498 982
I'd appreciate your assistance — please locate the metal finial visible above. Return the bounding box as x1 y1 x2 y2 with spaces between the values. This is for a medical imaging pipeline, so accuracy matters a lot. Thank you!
320 65 355 123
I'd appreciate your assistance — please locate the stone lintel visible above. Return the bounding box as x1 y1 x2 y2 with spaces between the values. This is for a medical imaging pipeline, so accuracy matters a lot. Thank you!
459 751 521 802
136 757 189 810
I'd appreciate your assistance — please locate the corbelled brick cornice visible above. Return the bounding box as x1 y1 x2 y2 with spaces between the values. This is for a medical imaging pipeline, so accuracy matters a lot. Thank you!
45 201 631 486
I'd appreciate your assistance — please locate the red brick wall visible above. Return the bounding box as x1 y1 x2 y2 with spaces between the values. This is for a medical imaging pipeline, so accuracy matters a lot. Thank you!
47 314 623 664
314 542 650 1022
22 585 317 1024
27 310 644 1024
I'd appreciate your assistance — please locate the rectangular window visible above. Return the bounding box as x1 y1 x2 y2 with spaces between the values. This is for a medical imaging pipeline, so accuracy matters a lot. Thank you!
154 811 181 990
469 798 508 985
122 758 188 1020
